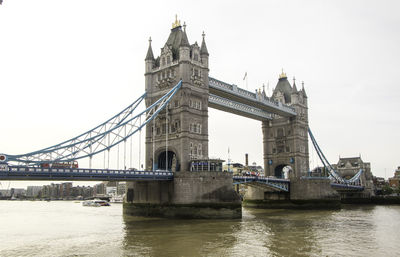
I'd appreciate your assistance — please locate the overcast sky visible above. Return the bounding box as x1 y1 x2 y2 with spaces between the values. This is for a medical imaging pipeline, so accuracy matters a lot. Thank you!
0 0 399 188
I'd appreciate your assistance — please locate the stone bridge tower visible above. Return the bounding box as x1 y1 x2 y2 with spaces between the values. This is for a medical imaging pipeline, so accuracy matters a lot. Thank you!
144 18 209 172
263 71 309 177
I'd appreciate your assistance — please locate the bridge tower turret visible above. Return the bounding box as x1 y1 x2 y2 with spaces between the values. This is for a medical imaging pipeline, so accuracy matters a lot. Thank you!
263 72 309 178
144 17 210 172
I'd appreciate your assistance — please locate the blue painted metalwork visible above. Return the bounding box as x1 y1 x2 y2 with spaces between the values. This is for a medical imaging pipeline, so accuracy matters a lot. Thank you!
3 80 182 166
308 128 364 189
233 175 290 192
331 183 364 191
209 77 297 117
0 165 173 181
208 93 273 120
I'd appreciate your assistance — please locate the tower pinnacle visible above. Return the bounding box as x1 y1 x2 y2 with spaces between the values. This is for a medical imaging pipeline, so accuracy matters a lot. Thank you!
172 15 181 29
200 31 209 56
279 69 287 79
145 37 154 61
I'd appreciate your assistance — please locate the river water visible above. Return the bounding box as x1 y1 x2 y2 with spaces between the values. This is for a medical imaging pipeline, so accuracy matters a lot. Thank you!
0 201 399 257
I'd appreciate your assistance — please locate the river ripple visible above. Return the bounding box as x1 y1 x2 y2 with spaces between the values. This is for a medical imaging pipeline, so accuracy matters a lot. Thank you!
0 201 399 256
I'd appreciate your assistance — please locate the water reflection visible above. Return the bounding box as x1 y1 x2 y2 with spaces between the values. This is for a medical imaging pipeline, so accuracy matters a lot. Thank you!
2 201 397 257
121 208 338 256
122 215 240 256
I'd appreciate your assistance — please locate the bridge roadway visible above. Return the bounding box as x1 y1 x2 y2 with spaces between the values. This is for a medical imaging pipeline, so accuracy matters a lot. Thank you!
208 77 297 120
0 165 363 191
0 165 173 181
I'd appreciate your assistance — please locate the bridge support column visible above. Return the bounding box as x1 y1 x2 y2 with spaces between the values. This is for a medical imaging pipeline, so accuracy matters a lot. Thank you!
124 172 242 219
289 177 340 208
242 176 341 209
262 121 273 177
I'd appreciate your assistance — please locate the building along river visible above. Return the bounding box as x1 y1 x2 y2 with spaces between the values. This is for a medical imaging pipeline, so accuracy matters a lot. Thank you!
0 201 399 256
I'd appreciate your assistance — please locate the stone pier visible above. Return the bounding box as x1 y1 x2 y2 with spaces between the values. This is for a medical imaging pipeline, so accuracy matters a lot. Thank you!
243 177 340 209
124 171 242 219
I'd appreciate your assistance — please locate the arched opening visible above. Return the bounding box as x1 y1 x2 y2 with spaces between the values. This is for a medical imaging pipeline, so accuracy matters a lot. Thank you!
275 164 292 178
157 151 179 171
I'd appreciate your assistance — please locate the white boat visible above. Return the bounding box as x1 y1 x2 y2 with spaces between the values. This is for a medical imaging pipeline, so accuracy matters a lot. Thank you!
110 195 124 203
82 199 110 207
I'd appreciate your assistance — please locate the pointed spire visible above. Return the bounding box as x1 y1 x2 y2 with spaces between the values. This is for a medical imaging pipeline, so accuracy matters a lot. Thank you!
180 25 190 47
301 81 307 97
262 83 267 98
200 31 209 56
292 76 298 92
145 37 154 61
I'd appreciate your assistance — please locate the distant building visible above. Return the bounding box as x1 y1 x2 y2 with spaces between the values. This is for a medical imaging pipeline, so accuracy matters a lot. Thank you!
106 186 117 196
26 186 42 197
388 166 400 188
223 163 244 175
248 164 264 176
0 189 11 197
10 188 26 198
59 182 73 198
94 183 106 196
332 156 374 194
117 182 126 195
71 185 93 199
41 183 60 199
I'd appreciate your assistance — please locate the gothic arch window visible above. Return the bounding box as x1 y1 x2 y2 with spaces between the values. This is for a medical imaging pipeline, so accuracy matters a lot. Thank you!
198 144 202 157
162 57 166 66
167 56 171 64
194 53 199 61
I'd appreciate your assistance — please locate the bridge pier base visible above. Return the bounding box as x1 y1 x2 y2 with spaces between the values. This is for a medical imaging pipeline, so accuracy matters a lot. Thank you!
243 177 341 209
123 172 242 219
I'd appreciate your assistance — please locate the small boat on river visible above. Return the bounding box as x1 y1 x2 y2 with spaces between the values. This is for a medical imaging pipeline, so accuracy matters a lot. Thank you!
82 199 110 207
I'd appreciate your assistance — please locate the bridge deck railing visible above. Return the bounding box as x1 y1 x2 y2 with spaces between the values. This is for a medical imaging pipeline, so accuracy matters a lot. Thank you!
209 77 296 115
0 165 174 181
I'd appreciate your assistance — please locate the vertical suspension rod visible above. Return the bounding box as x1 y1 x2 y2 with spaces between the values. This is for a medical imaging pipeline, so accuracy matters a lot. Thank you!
124 125 126 170
139 115 142 170
166 104 168 171
152 116 155 171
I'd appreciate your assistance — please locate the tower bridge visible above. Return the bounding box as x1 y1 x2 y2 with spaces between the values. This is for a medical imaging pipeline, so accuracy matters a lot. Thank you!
0 18 372 218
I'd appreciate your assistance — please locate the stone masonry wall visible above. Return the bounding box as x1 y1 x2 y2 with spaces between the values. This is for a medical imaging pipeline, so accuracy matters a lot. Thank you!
172 171 241 204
